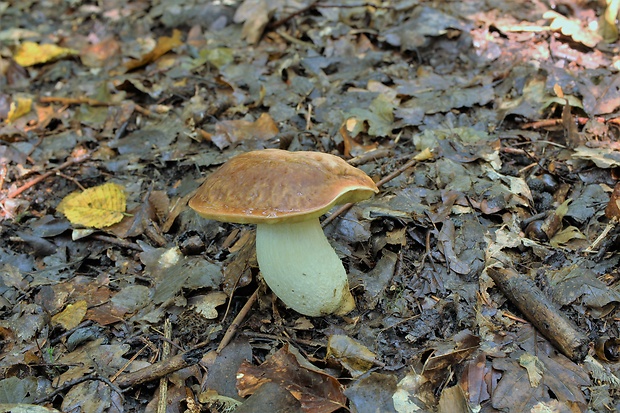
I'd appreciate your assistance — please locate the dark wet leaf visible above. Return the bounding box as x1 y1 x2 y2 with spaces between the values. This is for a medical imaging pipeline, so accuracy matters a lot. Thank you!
344 372 398 413
237 344 347 413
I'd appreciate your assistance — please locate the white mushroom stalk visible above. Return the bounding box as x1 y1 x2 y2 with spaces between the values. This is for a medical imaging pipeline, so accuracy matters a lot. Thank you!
255 218 355 317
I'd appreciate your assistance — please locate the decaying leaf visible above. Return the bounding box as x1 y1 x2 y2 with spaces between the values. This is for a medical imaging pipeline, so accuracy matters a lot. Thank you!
57 182 127 228
347 94 395 137
211 113 279 149
51 300 88 330
188 292 228 319
599 0 620 43
327 335 377 378
237 344 347 413
519 353 543 387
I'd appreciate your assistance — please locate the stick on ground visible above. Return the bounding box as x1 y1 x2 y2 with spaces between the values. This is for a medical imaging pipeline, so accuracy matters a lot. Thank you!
487 266 589 362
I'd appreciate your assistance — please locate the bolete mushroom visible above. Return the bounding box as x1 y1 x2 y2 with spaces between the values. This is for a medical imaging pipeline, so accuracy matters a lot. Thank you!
188 149 378 316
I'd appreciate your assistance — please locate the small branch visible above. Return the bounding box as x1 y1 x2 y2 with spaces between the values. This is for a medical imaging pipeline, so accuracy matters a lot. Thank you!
6 152 91 199
487 266 589 362
269 1 394 31
90 234 143 251
157 319 172 413
348 148 392 166
216 288 259 354
241 331 325 348
40 96 157 117
39 96 113 107
113 342 211 389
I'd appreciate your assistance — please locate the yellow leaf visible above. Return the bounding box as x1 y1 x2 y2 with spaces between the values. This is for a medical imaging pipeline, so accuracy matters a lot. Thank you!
57 182 127 228
13 41 78 67
6 96 32 123
125 29 183 71
52 300 88 330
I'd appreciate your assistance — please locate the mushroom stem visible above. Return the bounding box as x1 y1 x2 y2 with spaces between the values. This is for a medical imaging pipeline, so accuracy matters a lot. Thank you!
255 218 355 316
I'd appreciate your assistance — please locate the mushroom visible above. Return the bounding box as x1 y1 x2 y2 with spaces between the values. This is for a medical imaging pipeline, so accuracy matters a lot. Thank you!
188 149 378 316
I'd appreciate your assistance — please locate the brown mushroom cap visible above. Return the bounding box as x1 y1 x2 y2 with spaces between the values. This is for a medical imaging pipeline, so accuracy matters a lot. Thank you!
189 149 378 224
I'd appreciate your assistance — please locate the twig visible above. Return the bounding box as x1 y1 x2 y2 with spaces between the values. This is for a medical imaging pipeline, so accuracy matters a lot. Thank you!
269 1 394 31
110 343 150 383
322 156 419 227
39 96 156 118
241 331 325 348
6 152 91 199
268 0 321 30
39 96 113 106
216 288 259 354
90 234 143 251
157 319 172 413
113 342 211 389
348 148 392 166
584 218 617 253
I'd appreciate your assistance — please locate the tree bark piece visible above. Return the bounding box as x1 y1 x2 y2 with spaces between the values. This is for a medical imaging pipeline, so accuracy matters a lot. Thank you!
487 266 589 362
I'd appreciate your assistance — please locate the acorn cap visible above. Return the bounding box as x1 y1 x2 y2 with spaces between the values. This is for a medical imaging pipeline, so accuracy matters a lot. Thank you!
189 149 378 224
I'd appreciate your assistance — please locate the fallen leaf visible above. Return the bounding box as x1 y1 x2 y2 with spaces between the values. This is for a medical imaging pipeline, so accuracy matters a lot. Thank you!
51 301 88 330
599 0 619 43
57 182 127 228
234 0 274 44
237 344 347 413
519 353 543 387
327 335 377 378
81 37 120 68
188 292 228 319
13 42 78 67
212 113 279 149
6 96 32 124
124 29 183 71
544 10 602 48
347 94 395 137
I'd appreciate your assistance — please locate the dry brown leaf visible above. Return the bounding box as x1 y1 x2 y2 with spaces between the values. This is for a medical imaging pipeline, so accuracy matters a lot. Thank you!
51 300 88 330
237 344 347 413
212 113 279 149
327 335 377 378
124 29 183 71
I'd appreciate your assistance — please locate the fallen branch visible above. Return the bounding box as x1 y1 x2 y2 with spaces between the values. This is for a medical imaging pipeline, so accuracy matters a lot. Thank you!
113 341 211 389
216 288 259 354
487 266 589 362
6 152 91 199
39 96 156 117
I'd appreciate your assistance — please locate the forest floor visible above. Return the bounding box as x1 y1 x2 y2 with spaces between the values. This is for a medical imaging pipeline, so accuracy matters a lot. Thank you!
2 0 620 412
